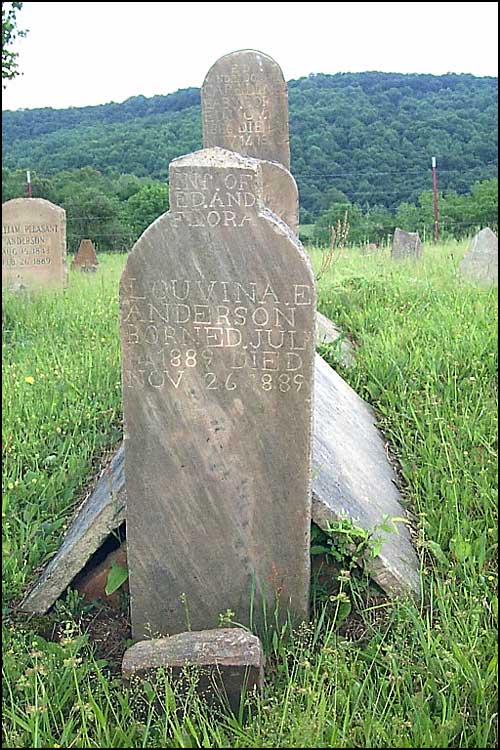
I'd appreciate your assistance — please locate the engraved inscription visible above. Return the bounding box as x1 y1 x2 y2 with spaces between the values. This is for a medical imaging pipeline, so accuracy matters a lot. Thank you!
123 277 313 392
2 222 58 268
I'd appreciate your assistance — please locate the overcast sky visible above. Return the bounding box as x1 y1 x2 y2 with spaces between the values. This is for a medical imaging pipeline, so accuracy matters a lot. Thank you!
3 1 498 111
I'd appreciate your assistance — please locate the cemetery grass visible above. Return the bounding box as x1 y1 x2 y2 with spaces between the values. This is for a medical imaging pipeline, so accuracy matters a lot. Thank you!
2 242 497 748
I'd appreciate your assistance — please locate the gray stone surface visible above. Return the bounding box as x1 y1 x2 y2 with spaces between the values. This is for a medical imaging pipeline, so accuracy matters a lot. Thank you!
72 239 99 271
316 311 355 367
391 228 423 260
120 148 315 640
312 355 420 599
122 628 264 711
19 447 126 613
459 227 498 285
260 160 299 235
20 350 420 615
2 198 67 289
202 50 290 169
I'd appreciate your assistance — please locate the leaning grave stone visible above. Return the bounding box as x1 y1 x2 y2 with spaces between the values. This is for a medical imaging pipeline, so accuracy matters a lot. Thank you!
202 49 290 169
459 227 498 286
391 227 423 260
120 148 316 640
2 198 67 289
72 238 99 271
20 351 420 616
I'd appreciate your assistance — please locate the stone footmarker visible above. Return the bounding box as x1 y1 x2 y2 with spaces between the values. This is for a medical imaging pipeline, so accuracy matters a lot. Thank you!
459 227 498 285
391 228 423 260
120 148 316 640
123 628 264 712
20 351 420 616
202 50 290 169
2 198 67 289
72 239 99 271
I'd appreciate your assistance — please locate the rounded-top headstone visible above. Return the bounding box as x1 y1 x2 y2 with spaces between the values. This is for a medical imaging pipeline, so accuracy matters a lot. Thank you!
202 50 290 170
120 147 315 641
2 198 67 289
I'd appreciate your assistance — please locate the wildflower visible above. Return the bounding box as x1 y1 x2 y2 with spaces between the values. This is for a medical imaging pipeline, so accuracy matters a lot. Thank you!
25 376 35 385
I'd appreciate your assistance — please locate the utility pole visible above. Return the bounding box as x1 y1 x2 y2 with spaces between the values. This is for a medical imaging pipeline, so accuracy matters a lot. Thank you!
432 156 439 242
26 170 32 198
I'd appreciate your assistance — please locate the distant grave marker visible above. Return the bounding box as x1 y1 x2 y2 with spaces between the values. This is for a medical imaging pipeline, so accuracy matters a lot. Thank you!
2 198 67 289
391 228 423 260
459 227 498 285
202 49 291 170
72 239 99 271
120 148 315 640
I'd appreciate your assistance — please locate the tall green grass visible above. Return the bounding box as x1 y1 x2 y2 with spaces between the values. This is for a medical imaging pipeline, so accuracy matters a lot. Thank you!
2 243 497 748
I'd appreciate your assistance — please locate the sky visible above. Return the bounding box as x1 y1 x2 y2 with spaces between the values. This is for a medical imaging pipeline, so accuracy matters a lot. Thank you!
3 1 498 111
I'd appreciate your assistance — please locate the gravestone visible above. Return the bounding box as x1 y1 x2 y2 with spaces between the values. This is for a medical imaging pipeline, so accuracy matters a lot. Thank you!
72 239 99 271
202 50 298 236
459 227 498 285
2 198 67 289
202 50 290 169
120 147 316 640
391 228 423 260
123 629 264 712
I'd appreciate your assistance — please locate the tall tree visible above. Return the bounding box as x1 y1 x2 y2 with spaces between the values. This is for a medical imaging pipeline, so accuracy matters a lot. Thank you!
2 2 26 85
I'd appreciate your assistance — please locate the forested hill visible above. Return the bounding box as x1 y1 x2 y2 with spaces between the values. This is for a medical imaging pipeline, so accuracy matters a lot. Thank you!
3 72 498 218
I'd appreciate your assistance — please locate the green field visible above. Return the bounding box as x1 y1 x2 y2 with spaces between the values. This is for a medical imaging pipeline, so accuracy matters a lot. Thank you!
2 241 498 748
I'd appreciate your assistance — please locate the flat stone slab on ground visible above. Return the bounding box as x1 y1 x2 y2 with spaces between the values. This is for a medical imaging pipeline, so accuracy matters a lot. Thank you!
459 227 498 285
312 355 420 598
19 447 126 614
123 628 264 712
316 311 355 366
20 353 420 616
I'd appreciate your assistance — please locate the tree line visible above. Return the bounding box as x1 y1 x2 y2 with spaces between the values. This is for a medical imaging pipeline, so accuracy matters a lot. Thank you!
3 71 497 219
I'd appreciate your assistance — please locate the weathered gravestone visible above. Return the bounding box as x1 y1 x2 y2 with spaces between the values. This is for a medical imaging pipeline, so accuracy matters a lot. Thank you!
202 49 290 169
459 227 498 285
391 228 423 260
72 238 99 271
202 50 298 235
120 147 316 640
2 198 67 289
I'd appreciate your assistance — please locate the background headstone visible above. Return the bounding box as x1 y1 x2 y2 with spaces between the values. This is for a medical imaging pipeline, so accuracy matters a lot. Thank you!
391 228 423 260
120 148 315 640
72 238 99 271
2 198 67 289
459 227 498 285
202 50 290 170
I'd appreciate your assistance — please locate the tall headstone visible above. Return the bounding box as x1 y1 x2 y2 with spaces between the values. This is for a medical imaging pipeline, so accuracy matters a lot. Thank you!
72 239 99 271
120 148 316 640
391 228 423 260
202 50 291 170
2 198 67 289
459 227 498 285
202 50 298 235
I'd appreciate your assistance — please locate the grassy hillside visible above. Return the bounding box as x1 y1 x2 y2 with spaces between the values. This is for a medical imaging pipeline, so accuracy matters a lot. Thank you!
2 242 497 747
3 72 498 217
